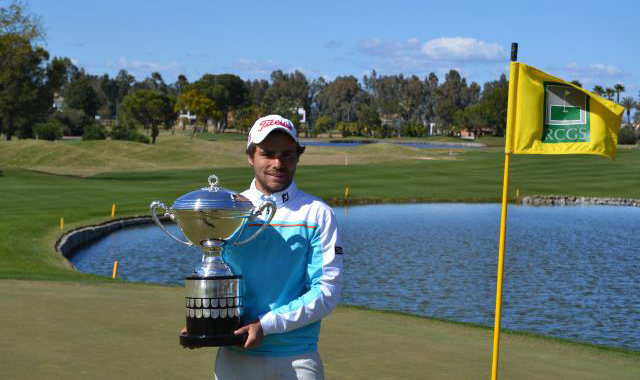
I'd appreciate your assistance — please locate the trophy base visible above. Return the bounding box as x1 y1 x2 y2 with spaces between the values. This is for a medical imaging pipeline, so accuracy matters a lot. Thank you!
180 332 247 347
183 275 245 348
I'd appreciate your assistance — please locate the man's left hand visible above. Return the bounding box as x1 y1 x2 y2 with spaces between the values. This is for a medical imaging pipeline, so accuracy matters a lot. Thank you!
234 319 263 349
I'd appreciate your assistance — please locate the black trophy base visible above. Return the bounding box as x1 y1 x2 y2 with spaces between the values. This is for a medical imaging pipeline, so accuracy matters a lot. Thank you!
183 275 245 347
180 332 247 347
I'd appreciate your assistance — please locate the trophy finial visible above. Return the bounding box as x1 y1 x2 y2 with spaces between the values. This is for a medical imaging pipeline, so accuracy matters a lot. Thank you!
207 174 219 192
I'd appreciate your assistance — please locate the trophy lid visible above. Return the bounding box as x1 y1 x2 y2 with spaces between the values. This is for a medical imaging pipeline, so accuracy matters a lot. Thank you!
171 175 253 211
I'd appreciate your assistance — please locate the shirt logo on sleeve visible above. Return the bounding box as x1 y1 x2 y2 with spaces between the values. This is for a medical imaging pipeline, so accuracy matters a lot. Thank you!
335 246 343 255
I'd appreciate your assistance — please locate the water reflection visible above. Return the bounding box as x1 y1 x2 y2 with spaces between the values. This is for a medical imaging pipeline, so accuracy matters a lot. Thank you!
71 203 640 350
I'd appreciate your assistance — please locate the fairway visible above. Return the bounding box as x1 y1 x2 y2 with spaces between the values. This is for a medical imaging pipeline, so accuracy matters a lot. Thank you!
0 133 455 176
1 280 638 379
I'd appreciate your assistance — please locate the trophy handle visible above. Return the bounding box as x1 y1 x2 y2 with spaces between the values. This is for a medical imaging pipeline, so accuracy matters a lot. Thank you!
233 200 276 245
150 201 193 246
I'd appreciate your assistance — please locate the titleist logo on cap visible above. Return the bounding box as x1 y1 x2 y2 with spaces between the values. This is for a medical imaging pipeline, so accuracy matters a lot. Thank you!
258 119 293 131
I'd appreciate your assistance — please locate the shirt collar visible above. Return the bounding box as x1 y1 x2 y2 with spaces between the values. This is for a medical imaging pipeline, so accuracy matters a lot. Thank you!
247 179 297 207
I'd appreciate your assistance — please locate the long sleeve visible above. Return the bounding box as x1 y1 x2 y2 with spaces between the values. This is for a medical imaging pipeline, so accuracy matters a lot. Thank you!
259 207 343 335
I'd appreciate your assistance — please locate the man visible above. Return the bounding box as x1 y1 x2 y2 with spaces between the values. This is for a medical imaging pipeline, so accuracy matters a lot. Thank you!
210 115 343 379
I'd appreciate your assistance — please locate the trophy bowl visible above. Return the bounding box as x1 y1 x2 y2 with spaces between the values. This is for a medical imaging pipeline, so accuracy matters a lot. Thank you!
150 174 276 347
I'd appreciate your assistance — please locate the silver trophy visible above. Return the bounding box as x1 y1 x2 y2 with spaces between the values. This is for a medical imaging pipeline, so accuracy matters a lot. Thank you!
150 174 276 346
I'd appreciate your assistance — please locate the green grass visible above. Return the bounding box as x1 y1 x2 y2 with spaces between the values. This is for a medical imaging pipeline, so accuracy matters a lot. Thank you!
194 130 248 141
303 134 503 146
0 132 461 176
1 280 638 379
0 134 250 176
300 148 640 202
476 135 506 147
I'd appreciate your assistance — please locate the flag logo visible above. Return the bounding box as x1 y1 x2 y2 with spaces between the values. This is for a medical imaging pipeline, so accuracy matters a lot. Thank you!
542 83 590 143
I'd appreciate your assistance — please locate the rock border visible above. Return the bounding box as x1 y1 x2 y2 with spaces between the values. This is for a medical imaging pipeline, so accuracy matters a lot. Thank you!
521 195 640 207
54 216 169 260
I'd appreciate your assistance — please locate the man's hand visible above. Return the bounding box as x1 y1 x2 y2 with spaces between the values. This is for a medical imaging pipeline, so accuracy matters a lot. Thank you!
179 327 199 349
234 319 263 349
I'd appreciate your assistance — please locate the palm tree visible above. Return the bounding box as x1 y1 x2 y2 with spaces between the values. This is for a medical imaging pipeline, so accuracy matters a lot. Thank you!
621 97 637 125
150 72 165 92
175 74 188 94
605 87 615 101
592 85 605 97
614 83 625 103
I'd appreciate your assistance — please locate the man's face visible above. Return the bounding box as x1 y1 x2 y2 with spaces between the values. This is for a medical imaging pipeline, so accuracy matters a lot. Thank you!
248 132 298 195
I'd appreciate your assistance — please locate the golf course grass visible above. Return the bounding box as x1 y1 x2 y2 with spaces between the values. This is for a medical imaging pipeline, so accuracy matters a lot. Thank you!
1 133 638 378
2 280 638 379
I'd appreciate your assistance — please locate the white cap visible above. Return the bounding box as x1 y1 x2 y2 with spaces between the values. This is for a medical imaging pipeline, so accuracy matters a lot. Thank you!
247 115 299 148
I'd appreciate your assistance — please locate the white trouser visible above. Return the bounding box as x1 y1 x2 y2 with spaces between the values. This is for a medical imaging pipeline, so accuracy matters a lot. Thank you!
214 347 324 380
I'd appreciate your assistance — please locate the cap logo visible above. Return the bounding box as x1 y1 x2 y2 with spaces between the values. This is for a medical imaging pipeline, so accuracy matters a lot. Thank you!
258 119 293 131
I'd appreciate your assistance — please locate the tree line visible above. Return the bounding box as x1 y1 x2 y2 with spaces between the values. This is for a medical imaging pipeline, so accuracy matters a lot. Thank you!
1 2 637 145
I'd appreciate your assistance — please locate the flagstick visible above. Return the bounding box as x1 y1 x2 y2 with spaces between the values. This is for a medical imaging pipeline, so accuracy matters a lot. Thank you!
491 42 518 380
491 152 511 380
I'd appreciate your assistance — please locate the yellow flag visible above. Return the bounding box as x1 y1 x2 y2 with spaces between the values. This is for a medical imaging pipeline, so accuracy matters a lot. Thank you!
505 62 624 160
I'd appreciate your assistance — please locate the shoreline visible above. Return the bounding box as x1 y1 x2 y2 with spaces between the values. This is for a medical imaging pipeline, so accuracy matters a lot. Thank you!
299 138 486 147
521 195 640 207
55 216 168 261
56 194 640 260
330 195 640 207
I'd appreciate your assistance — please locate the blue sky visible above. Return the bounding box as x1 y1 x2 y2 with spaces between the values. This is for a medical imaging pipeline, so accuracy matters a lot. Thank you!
28 0 639 98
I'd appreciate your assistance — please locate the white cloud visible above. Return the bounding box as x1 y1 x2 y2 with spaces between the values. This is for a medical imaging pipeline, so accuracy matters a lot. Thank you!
564 62 624 77
229 58 282 77
226 59 320 80
357 36 505 67
551 62 631 91
102 57 184 79
354 36 506 82
116 57 182 72
421 37 505 62
591 64 622 76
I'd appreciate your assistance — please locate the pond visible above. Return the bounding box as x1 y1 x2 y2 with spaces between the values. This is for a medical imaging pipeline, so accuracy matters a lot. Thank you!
299 140 482 149
71 203 640 350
